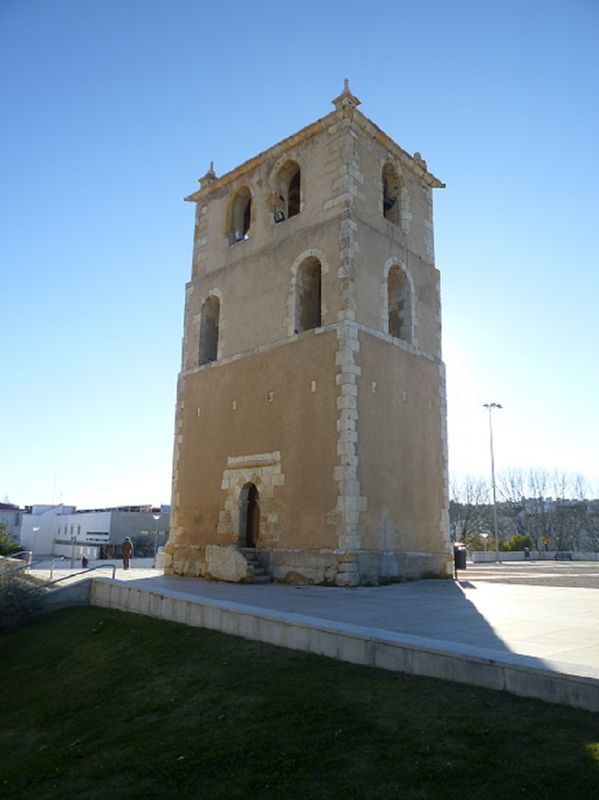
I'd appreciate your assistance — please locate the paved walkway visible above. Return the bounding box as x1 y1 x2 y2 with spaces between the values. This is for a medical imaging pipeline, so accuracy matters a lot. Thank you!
31 562 599 709
62 566 599 676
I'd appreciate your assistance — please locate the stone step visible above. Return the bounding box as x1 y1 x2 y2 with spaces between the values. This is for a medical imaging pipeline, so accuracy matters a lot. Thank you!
239 547 271 583
250 567 266 577
249 574 271 584
239 548 259 559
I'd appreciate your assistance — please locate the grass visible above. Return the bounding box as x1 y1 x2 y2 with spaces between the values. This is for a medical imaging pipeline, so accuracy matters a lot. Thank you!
1 607 598 799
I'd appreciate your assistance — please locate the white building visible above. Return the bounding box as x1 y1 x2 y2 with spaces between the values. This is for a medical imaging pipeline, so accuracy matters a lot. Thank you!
20 504 170 561
20 505 76 556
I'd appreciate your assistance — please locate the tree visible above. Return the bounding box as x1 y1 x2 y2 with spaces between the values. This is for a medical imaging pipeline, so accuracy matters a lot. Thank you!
501 534 534 551
0 524 20 556
449 477 492 547
451 469 599 552
0 577 43 632
130 533 156 558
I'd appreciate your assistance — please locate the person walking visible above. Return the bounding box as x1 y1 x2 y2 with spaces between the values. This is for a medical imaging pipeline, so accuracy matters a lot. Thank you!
121 537 134 570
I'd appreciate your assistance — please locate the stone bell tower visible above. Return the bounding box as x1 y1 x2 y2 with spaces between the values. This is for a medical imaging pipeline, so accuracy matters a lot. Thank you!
165 82 452 585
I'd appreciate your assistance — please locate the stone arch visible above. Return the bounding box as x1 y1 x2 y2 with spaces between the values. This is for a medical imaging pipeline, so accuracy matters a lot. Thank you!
287 249 329 335
198 288 223 365
382 259 416 344
380 157 410 233
226 184 253 243
216 453 284 546
239 482 260 547
268 153 304 223
271 158 301 222
295 257 321 332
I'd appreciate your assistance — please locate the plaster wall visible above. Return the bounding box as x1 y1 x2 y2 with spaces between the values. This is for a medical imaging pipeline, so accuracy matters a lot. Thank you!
356 333 449 561
348 116 436 265
170 330 339 557
191 126 341 278
351 220 441 356
182 223 340 367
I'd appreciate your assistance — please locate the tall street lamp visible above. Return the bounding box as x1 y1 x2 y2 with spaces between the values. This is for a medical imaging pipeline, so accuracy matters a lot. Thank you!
70 534 77 569
483 403 502 563
152 510 161 569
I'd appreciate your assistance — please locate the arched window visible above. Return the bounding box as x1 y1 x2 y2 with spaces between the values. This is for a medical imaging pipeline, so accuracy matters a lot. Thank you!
198 295 220 365
274 160 301 223
295 257 321 332
387 266 411 342
382 163 401 226
228 186 252 243
239 482 260 548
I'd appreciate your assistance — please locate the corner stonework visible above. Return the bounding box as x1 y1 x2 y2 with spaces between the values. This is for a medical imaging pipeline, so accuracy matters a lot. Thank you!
329 111 367 587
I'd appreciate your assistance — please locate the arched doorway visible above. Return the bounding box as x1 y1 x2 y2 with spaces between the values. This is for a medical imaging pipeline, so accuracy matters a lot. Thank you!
240 482 260 548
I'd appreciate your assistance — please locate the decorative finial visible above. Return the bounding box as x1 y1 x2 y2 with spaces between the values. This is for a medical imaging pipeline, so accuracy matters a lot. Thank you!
199 161 218 188
332 79 361 112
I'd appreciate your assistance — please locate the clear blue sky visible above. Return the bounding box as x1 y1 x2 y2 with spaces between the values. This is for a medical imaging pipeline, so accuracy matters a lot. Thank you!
2 0 598 508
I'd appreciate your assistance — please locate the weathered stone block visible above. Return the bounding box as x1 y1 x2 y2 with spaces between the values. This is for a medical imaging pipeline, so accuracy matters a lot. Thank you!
205 545 250 583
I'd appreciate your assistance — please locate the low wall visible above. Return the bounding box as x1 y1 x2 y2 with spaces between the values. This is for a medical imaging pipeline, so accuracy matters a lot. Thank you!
470 551 599 563
89 578 599 713
41 580 92 611
0 555 28 574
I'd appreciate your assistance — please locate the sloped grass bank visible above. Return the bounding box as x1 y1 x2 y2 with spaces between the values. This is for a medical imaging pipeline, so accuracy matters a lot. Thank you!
1 607 598 799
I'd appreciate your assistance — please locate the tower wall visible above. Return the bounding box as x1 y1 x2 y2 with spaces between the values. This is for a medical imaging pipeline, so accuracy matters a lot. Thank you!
166 86 452 584
355 333 449 579
168 330 341 579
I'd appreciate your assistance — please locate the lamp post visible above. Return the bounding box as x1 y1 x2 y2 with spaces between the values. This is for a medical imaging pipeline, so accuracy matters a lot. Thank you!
483 402 502 563
152 511 161 568
70 534 77 569
31 527 40 569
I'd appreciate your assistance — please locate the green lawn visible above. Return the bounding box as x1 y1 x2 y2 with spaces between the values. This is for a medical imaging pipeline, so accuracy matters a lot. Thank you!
1 607 598 799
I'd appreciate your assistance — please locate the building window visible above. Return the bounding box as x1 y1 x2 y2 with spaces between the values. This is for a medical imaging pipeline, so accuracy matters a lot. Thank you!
387 266 411 342
382 163 401 226
274 160 301 223
295 257 322 332
199 295 220 365
228 186 252 243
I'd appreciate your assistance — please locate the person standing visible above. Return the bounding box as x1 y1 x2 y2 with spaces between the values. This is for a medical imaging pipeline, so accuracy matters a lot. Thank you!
121 537 134 570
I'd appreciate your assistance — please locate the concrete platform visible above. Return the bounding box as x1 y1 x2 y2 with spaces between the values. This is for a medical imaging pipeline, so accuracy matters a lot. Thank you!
77 571 599 713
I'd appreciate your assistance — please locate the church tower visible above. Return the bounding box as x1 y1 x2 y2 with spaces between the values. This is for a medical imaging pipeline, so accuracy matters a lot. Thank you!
165 83 452 585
